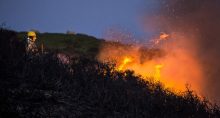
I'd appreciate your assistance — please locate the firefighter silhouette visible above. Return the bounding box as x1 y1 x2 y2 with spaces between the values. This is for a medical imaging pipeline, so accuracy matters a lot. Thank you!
26 31 38 53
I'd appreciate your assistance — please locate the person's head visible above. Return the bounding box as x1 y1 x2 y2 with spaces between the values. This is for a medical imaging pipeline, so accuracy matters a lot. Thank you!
27 31 37 42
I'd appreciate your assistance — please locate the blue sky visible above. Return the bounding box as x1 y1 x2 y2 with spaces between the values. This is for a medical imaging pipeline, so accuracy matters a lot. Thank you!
0 0 159 38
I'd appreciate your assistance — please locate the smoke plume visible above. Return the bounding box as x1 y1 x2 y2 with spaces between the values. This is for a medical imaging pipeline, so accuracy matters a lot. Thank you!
143 0 220 102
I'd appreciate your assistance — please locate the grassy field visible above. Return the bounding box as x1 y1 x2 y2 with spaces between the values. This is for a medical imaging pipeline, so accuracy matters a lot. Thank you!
17 32 104 58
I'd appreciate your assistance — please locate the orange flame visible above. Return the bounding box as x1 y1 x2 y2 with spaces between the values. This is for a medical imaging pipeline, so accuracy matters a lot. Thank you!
117 57 164 82
154 32 169 44
154 64 163 81
117 57 133 71
160 32 169 39
99 32 203 94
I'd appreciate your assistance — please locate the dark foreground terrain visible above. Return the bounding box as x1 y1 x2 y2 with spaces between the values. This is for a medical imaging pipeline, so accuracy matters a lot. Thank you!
0 29 220 117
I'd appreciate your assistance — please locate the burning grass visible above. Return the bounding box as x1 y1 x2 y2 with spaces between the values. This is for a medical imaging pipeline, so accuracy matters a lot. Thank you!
98 32 203 95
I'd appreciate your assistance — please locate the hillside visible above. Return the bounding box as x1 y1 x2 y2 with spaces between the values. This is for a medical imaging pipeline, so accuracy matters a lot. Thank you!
1 29 220 117
17 32 164 60
17 32 104 58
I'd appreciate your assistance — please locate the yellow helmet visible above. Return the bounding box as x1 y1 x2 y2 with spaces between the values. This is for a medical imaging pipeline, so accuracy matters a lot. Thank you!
27 31 37 41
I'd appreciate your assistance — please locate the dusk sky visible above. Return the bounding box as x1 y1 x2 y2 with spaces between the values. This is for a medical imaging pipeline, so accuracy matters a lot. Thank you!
0 0 159 38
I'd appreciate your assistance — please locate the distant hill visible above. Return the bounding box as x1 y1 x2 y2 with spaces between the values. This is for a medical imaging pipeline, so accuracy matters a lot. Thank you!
17 32 105 58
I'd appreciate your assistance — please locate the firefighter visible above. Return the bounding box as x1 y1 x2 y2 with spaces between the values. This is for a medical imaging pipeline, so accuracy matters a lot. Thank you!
26 31 38 53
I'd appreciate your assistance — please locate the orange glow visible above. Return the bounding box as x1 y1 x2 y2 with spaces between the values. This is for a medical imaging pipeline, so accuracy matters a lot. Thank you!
160 32 169 39
117 57 133 71
117 57 163 81
154 64 163 81
155 32 169 44
98 32 203 93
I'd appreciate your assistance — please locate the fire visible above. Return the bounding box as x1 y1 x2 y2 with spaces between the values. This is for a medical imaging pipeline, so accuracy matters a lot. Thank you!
154 64 163 81
155 32 169 44
160 32 169 39
117 57 133 71
99 32 203 94
117 57 164 82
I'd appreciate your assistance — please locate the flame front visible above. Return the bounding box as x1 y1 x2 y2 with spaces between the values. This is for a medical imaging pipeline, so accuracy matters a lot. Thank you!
117 57 133 71
99 32 203 94
117 57 164 82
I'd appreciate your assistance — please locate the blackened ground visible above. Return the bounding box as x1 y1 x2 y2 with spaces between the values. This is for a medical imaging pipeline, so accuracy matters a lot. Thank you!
0 29 219 118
